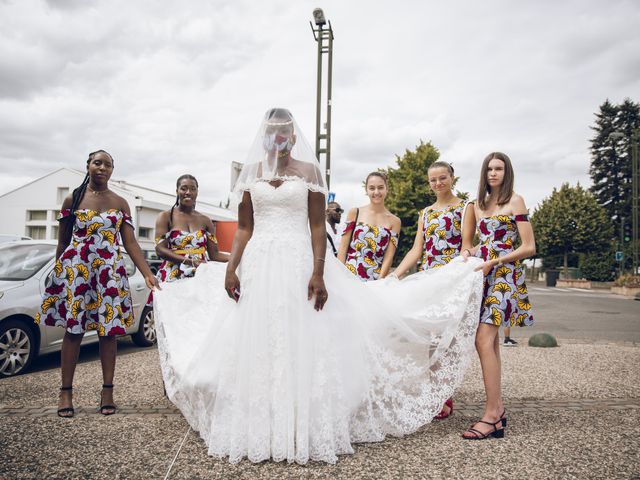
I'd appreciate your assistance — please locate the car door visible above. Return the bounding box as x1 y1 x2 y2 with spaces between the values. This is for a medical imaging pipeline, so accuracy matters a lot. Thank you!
122 253 150 334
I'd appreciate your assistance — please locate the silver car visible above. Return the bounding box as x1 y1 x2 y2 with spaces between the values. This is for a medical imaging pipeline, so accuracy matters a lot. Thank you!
0 240 156 378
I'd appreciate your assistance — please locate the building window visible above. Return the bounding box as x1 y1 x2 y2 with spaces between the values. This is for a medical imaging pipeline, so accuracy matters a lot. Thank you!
27 226 46 239
28 210 47 221
51 226 59 240
139 227 152 239
57 187 69 204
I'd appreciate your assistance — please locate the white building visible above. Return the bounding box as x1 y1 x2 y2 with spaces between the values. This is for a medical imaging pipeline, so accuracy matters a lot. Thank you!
0 168 236 254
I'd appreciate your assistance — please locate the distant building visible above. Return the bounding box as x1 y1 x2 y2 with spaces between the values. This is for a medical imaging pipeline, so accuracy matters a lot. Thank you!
0 168 236 255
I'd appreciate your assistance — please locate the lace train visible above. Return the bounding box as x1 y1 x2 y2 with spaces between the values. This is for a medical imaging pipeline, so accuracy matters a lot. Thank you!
154 179 483 464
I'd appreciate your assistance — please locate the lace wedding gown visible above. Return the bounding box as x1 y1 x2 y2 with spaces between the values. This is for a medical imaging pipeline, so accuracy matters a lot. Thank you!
154 179 483 465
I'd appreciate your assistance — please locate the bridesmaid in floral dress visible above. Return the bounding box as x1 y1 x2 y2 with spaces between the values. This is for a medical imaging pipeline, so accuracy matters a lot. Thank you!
337 172 401 281
148 174 228 307
393 160 472 419
36 150 158 418
461 152 536 440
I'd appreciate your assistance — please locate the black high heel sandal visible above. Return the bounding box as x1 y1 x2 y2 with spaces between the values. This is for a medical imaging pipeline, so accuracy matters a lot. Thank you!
462 418 505 440
99 384 116 416
500 409 507 427
57 386 74 418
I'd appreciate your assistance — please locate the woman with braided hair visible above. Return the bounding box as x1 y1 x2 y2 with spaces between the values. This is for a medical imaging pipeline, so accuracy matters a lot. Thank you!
36 150 159 418
146 174 228 307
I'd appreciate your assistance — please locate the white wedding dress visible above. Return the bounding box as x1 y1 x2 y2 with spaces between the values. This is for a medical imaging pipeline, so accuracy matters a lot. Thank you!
154 179 483 465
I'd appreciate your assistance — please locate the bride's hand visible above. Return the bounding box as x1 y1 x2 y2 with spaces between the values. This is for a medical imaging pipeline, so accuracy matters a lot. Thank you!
225 270 241 302
308 273 328 311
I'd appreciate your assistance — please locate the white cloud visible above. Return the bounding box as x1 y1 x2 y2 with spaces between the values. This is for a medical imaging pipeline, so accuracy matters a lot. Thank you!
0 0 638 215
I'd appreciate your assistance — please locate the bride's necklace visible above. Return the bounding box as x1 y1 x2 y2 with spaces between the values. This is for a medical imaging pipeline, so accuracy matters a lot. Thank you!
87 185 109 195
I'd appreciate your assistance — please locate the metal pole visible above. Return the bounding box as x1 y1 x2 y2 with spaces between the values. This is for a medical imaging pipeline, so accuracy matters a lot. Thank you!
325 25 333 190
632 130 639 274
620 216 625 275
315 27 323 165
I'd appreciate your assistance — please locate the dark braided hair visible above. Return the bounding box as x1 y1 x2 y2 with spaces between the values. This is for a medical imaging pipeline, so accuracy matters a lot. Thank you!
169 174 199 228
66 150 113 223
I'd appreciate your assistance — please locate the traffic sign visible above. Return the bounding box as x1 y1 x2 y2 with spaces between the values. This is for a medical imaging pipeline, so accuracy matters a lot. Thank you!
327 192 336 203
615 251 624 262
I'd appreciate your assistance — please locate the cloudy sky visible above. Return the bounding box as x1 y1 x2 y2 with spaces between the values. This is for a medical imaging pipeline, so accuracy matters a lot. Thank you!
1 0 638 213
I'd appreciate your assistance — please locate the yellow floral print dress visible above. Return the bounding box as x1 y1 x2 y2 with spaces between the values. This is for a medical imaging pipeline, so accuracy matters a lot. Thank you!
420 201 465 270
147 229 217 307
344 222 398 281
36 209 134 336
477 214 533 327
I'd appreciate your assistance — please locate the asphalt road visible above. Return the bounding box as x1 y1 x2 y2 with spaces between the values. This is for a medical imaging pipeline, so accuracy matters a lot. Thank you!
515 284 639 343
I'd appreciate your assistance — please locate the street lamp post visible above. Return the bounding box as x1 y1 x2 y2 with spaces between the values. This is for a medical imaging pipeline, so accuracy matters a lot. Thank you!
611 129 640 275
631 129 639 274
310 8 334 190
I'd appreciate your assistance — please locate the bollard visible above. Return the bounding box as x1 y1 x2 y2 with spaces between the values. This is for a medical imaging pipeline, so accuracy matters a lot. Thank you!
528 333 558 348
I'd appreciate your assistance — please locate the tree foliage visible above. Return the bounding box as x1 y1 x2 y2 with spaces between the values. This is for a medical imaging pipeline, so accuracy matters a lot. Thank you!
380 141 440 263
589 98 640 234
531 183 613 278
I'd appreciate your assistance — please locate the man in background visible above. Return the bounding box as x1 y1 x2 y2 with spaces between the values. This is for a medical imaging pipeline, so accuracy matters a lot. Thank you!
325 201 343 257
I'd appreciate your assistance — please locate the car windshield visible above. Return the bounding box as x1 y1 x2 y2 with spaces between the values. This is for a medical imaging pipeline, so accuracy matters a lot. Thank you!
0 243 56 280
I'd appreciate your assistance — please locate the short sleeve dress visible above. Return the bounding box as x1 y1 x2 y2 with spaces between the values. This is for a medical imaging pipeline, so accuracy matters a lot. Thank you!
476 214 534 327
35 209 135 336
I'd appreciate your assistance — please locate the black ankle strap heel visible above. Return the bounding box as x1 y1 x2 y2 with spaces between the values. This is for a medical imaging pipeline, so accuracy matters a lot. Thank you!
99 384 116 416
57 386 74 418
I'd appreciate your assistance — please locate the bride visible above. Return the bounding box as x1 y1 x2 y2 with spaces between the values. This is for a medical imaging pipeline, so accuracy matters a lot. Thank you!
153 108 484 465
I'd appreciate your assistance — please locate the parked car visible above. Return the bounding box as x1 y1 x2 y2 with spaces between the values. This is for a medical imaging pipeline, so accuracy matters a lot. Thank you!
0 240 156 378
147 258 164 276
0 234 32 244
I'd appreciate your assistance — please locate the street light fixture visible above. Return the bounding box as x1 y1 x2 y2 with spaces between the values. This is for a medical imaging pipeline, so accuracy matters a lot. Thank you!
312 8 326 26
310 9 334 189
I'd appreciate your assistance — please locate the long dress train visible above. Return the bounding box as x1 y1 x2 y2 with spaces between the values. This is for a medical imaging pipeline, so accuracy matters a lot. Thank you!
154 179 483 464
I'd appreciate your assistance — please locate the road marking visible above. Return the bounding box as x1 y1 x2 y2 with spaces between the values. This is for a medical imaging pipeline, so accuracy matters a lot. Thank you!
529 286 618 297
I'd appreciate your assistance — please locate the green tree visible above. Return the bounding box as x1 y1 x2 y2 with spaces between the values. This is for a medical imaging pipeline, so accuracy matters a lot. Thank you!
380 140 440 263
580 247 616 282
589 98 640 235
532 183 613 279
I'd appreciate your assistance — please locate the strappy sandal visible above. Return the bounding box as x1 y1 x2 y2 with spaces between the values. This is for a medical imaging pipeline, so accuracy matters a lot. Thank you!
99 384 116 416
462 418 505 440
500 409 507 427
57 386 74 418
435 398 454 420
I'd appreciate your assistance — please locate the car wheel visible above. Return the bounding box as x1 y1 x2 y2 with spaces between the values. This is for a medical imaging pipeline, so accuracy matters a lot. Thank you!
0 318 37 378
132 306 156 347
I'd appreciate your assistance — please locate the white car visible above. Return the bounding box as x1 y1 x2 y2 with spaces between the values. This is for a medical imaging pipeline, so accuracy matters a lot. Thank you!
0 234 31 244
0 240 155 378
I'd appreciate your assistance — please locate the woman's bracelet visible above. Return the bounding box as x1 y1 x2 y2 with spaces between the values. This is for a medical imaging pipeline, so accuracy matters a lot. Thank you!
315 257 326 263
463 248 472 256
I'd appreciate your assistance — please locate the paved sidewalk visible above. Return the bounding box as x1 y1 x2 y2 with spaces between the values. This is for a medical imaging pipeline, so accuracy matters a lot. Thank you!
1 340 639 479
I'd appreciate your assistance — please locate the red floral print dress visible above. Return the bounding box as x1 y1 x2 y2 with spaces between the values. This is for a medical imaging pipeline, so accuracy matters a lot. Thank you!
476 214 533 327
147 229 217 306
420 201 465 271
343 222 399 281
35 209 134 336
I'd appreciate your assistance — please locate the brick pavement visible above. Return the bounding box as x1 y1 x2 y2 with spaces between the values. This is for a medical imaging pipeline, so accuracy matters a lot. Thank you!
1 397 638 417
